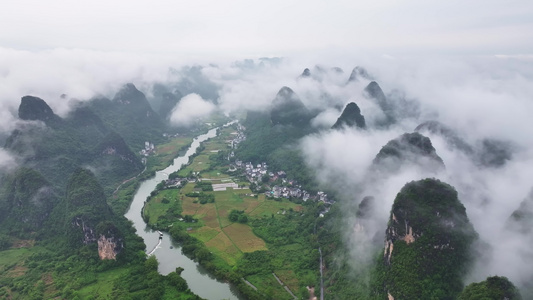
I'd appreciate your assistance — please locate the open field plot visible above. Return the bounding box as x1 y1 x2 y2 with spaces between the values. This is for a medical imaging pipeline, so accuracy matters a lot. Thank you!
204 231 242 265
203 137 230 152
214 189 253 227
248 196 303 219
0 247 33 275
246 273 294 300
143 189 180 223
180 184 202 215
203 112 233 128
190 154 211 172
177 153 212 177
76 267 130 299
275 269 300 296
189 226 220 243
223 223 267 252
198 203 220 228
147 137 193 172
200 170 231 180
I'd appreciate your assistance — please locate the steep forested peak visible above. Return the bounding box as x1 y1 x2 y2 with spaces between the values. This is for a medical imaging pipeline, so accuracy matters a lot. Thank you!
0 167 58 234
18 95 61 125
66 168 109 212
508 189 533 234
364 81 386 103
415 120 513 168
96 131 143 168
149 83 183 119
275 86 297 100
159 91 182 120
363 81 397 127
271 86 312 126
459 276 523 300
113 83 149 105
65 105 107 130
478 138 512 168
387 178 472 241
356 196 375 219
379 178 478 299
65 168 123 257
300 68 311 78
331 102 366 130
373 132 445 172
415 120 474 155
331 66 344 74
347 66 372 82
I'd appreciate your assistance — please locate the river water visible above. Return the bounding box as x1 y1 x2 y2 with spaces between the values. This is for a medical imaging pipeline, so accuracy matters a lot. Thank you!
124 126 241 300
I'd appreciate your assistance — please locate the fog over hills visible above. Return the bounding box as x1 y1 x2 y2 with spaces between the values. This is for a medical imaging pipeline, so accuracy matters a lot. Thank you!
1 55 532 295
1 1 533 298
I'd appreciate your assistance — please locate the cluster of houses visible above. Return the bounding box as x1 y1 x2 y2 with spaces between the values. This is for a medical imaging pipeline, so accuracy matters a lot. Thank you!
226 122 335 216
140 141 156 156
156 122 334 217
162 132 180 138
239 161 268 181
232 159 333 207
228 123 246 149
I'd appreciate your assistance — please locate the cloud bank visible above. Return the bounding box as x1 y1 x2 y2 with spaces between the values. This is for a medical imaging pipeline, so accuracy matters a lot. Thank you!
169 93 216 127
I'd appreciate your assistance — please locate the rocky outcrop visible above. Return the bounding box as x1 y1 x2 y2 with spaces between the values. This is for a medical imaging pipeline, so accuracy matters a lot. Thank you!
98 234 122 260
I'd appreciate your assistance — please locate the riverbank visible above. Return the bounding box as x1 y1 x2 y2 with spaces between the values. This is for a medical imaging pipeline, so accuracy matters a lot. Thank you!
124 124 241 300
143 121 324 300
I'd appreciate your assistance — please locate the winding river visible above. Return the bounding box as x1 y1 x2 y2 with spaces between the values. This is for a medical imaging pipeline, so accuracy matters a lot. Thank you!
124 125 241 300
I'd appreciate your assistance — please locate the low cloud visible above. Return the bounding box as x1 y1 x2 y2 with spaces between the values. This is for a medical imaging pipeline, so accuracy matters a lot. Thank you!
297 56 533 292
0 148 17 178
169 93 216 127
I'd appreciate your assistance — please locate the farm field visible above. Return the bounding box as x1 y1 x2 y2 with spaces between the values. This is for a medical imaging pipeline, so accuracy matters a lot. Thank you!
141 122 319 299
146 136 193 173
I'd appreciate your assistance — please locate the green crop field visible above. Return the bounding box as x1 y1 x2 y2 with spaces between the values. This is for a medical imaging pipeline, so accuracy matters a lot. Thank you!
143 189 181 224
146 137 193 173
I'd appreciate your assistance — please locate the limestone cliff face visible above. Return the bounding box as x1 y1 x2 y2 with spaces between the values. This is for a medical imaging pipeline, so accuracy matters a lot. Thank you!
65 168 124 259
375 179 478 299
98 234 123 260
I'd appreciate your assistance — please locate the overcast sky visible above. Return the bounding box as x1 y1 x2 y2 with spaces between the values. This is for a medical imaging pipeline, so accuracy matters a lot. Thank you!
1 0 533 57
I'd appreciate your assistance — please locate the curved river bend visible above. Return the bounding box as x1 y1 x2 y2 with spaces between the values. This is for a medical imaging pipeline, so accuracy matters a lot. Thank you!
124 126 241 300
